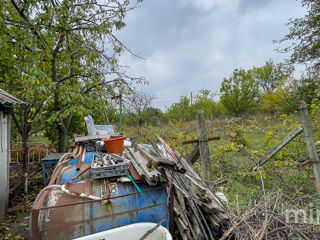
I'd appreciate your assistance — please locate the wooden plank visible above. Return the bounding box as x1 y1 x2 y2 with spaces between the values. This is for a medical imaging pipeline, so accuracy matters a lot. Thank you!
174 150 202 181
175 217 189 240
157 144 176 162
188 144 199 165
128 162 144 182
156 135 180 163
258 125 303 166
173 195 194 240
137 144 158 168
156 137 230 239
0 112 9 221
163 165 227 215
126 147 162 185
138 144 178 169
74 134 110 142
124 149 146 179
298 100 320 196
173 151 229 218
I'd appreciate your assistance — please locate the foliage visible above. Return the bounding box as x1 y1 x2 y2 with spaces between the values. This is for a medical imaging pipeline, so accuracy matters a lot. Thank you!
134 113 316 209
294 71 320 104
252 60 294 92
191 89 226 118
124 107 164 126
0 0 143 153
220 69 260 116
165 89 226 122
260 80 298 114
165 96 193 121
139 107 164 125
279 0 320 71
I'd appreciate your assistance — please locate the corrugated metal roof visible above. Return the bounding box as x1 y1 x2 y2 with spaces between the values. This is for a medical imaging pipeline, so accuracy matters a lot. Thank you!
0 88 25 105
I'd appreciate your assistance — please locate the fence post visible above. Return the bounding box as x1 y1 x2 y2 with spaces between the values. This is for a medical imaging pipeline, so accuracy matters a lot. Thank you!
298 100 320 196
196 110 212 185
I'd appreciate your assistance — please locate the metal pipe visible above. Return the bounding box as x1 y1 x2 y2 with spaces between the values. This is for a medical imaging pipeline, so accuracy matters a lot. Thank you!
61 185 106 202
81 145 86 163
65 165 91 187
73 144 83 160
76 144 84 170
33 186 165 211
49 164 63 185
51 152 73 177
119 95 123 133
71 144 80 159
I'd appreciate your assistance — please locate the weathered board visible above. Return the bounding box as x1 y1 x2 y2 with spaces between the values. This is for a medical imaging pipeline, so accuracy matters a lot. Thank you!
0 111 10 221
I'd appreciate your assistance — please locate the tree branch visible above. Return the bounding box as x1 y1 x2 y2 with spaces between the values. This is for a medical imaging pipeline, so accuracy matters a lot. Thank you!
10 0 51 51
11 110 23 136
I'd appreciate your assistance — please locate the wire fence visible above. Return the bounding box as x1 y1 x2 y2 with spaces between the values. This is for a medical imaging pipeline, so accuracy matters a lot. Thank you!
10 142 49 163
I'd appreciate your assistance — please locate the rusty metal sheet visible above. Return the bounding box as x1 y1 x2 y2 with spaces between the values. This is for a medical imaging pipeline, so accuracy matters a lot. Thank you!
182 137 220 145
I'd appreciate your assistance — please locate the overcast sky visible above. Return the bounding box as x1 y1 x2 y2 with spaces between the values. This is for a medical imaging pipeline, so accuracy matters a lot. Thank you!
116 0 306 110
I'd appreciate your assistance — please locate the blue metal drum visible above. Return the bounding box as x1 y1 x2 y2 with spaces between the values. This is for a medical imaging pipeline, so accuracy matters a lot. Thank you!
37 152 169 240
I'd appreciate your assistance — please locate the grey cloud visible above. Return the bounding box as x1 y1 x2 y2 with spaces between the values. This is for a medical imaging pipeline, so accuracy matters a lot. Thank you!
116 0 306 109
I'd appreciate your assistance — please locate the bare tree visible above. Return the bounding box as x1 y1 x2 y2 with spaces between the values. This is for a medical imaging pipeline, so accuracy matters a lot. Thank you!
124 89 156 115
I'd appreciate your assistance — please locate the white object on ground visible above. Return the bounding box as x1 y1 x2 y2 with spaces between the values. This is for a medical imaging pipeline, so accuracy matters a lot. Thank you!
74 222 172 240
215 192 228 204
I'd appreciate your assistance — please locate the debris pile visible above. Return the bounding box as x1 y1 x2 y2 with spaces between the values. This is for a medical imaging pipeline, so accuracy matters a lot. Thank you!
221 192 316 240
123 135 230 240
30 132 230 240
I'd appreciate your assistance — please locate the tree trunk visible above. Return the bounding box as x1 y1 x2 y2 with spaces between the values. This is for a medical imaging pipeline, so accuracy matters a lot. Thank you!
57 115 73 153
22 132 29 173
53 81 73 152
21 106 30 173
57 123 68 153
11 106 30 173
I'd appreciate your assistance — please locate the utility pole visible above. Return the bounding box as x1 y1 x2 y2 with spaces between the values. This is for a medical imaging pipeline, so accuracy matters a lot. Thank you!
190 92 193 105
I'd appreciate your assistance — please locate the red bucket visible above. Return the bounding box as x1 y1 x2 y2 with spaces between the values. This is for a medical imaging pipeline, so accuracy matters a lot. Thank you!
103 135 125 154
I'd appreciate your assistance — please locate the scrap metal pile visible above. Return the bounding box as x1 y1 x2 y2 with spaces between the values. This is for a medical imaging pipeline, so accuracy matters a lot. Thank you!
31 133 230 240
122 135 230 240
70 134 231 239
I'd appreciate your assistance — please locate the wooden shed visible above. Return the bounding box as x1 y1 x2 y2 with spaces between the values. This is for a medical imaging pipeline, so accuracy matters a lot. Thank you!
0 89 25 221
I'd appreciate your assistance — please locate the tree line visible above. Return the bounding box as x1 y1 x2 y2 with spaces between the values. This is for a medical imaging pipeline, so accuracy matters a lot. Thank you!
124 60 320 125
1 0 320 169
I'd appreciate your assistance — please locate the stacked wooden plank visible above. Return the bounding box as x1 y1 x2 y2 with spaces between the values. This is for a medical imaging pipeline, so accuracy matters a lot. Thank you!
123 147 164 186
124 138 230 240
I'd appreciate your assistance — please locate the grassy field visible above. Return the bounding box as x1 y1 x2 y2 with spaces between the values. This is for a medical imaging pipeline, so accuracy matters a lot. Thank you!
2 113 319 239
124 113 318 210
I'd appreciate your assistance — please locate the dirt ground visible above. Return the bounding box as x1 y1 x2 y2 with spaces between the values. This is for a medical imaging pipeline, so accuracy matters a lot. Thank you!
1 162 43 239
1 212 30 239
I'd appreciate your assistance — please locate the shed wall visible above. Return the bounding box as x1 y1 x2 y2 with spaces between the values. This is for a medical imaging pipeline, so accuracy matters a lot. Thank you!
0 110 10 221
